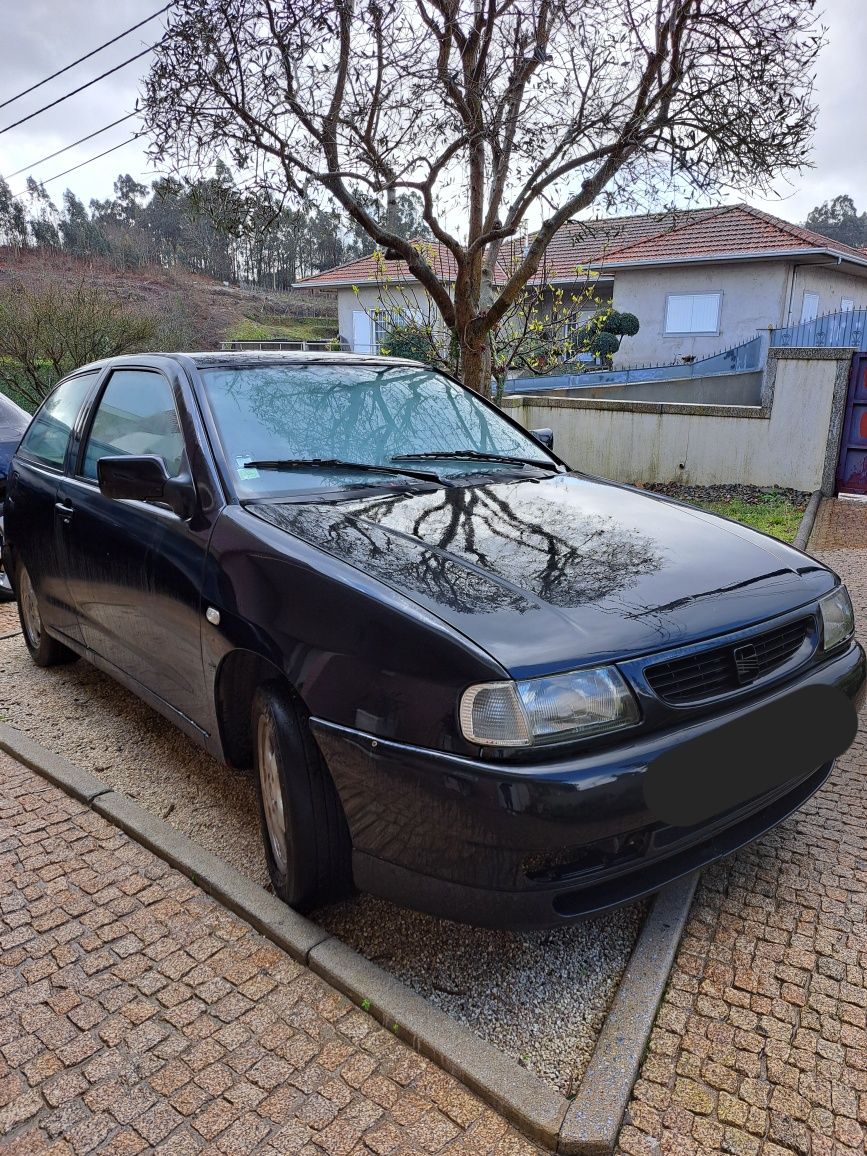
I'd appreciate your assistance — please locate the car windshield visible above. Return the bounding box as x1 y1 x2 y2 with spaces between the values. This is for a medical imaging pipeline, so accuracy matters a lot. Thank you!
201 362 557 496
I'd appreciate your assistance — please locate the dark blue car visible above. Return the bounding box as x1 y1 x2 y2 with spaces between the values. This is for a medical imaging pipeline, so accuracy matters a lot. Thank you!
0 392 29 601
3 354 864 927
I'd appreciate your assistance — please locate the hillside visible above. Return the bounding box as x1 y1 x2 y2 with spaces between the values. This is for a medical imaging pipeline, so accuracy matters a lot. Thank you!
0 247 338 350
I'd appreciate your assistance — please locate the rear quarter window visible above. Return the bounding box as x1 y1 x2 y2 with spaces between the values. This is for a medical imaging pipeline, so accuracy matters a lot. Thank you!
19 373 99 470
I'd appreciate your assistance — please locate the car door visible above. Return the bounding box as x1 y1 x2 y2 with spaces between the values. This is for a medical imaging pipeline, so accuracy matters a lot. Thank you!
4 371 102 647
56 365 213 730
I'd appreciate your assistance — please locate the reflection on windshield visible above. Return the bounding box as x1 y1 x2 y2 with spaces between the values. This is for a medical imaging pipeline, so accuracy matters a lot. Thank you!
201 363 552 495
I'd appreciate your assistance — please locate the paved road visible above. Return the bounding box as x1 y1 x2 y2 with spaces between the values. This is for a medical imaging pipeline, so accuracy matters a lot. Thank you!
0 750 539 1155
616 499 867 1156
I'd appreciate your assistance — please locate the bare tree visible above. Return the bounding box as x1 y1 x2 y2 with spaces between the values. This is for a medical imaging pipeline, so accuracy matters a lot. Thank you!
143 0 823 395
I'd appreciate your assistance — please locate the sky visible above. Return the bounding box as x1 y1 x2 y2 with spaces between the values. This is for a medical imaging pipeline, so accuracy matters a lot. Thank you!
0 0 863 227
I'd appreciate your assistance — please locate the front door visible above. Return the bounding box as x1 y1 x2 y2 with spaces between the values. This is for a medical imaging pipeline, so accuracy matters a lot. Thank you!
57 366 211 728
6 370 102 647
836 354 867 495
352 310 375 353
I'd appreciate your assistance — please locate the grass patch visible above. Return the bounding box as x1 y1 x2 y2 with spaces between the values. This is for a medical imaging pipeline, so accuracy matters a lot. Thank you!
227 315 338 342
688 494 804 544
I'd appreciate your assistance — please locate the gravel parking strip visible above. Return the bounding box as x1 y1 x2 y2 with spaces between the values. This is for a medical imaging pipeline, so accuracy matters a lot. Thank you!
0 600 643 1097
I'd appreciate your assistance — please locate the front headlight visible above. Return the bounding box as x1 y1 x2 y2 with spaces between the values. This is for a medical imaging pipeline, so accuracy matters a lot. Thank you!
459 665 640 748
819 585 855 651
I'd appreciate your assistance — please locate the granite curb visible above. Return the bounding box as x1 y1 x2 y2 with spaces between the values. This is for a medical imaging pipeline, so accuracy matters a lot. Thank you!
793 488 822 552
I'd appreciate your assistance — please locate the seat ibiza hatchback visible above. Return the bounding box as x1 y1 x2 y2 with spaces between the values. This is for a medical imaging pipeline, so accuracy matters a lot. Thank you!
3 353 863 928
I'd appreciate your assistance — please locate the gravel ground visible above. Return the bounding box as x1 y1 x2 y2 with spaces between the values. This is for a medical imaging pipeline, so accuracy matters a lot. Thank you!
637 481 811 507
0 600 643 1095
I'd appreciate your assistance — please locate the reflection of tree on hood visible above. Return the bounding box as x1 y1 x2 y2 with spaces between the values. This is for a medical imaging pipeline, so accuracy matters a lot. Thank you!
357 485 663 609
253 497 534 617
253 482 663 616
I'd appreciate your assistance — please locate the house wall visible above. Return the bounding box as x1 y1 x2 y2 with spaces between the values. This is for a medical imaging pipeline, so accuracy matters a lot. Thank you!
503 348 853 494
787 265 867 326
609 260 790 368
338 284 441 352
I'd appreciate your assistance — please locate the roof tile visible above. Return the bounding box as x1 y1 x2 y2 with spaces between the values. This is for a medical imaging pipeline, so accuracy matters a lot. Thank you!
297 204 865 288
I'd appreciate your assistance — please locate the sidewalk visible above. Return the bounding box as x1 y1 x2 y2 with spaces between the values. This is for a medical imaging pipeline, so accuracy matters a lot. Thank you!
615 500 867 1156
0 750 538 1155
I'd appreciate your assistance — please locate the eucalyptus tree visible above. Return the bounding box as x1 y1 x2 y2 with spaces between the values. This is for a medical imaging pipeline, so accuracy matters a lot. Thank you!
155 2 822 392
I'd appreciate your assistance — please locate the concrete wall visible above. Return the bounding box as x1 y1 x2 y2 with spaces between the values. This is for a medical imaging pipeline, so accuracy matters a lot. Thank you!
503 348 853 494
573 370 763 406
337 284 437 352
610 261 789 368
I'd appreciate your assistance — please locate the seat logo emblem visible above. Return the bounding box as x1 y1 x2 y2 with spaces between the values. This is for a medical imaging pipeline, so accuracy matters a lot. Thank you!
733 642 760 684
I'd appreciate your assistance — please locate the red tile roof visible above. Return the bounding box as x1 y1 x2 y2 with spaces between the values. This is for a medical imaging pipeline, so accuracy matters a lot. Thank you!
297 203 867 288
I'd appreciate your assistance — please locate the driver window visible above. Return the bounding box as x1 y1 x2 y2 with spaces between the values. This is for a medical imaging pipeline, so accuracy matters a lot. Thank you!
81 369 186 482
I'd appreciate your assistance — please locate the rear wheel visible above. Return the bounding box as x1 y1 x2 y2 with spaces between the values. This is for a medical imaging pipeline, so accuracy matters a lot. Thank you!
252 682 352 911
17 564 78 667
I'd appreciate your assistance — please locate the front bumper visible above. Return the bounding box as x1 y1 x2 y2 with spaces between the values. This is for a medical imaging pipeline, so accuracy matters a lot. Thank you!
311 642 865 929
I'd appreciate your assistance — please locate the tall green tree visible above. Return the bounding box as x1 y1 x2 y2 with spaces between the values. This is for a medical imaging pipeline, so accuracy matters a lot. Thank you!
804 195 867 248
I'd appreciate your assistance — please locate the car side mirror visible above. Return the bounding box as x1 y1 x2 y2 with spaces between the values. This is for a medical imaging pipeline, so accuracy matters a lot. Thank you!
530 427 554 450
97 455 196 520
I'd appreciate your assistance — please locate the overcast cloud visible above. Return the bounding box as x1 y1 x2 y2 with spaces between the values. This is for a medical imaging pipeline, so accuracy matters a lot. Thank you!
0 1 863 226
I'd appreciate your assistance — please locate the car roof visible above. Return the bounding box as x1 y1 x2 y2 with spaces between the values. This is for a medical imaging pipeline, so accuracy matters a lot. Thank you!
71 351 431 374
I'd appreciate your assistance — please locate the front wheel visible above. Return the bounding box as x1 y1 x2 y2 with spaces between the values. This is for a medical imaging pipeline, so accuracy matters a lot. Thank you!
17 564 78 667
252 682 352 911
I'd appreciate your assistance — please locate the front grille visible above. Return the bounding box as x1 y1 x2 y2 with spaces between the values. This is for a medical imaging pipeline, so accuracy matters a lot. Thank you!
645 617 813 705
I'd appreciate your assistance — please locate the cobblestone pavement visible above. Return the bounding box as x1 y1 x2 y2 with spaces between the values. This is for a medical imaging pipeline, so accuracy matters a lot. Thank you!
616 499 867 1156
0 751 540 1156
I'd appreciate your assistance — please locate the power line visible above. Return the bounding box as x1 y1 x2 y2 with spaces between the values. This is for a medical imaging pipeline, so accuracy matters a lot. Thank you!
12 135 142 199
0 3 174 112
0 45 156 136
3 114 137 180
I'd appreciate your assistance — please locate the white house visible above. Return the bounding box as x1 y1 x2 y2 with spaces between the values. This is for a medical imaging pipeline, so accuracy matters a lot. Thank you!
297 204 867 369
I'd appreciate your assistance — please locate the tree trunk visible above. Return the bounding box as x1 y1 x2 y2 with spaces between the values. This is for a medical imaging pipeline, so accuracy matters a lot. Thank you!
461 342 492 397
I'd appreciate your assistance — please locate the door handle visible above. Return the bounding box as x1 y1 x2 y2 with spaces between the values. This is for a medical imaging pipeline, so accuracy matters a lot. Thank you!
55 500 74 524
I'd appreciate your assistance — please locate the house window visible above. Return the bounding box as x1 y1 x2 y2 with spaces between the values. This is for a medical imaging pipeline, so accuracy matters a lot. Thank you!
664 292 722 336
562 310 597 357
800 291 819 325
841 297 855 313
372 311 390 352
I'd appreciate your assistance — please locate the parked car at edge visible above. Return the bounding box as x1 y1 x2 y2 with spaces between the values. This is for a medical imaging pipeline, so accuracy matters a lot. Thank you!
3 353 864 928
0 392 30 602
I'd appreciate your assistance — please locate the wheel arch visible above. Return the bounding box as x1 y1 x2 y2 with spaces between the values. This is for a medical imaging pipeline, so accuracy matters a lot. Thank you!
214 648 292 769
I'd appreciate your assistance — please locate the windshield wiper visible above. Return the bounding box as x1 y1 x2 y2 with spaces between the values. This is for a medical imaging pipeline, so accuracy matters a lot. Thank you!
242 458 446 484
391 450 561 470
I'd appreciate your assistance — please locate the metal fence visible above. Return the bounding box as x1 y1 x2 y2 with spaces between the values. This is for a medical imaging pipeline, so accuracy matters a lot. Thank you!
218 339 346 352
505 335 765 395
769 308 867 351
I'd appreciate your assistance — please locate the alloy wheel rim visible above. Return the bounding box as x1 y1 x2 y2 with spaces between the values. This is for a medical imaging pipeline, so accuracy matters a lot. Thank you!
257 714 288 875
19 568 42 650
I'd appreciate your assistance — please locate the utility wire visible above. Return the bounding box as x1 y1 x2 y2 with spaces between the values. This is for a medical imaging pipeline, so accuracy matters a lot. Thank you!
0 45 156 136
0 3 174 111
12 135 142 199
3 113 137 180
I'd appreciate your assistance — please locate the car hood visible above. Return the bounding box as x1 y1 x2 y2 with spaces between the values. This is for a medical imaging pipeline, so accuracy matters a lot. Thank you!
247 475 833 677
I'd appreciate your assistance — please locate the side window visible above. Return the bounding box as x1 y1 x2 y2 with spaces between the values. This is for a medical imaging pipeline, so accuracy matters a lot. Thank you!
81 369 186 482
19 373 99 470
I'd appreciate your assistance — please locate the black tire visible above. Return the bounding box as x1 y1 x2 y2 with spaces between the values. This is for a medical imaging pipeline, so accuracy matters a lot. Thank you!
16 563 78 667
252 681 352 910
